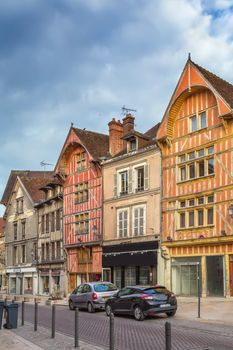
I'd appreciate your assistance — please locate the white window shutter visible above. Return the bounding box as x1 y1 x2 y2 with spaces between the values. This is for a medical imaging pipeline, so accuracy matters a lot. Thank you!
114 173 117 197
128 169 133 193
144 164 149 190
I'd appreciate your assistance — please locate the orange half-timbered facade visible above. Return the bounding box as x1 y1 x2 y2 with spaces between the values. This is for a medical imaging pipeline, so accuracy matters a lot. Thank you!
55 127 109 291
157 58 233 297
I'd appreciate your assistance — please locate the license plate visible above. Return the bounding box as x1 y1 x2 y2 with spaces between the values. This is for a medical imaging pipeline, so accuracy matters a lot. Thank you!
160 303 171 308
102 297 109 301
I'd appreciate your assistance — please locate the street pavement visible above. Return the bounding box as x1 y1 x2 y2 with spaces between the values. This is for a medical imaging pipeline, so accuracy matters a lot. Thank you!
1 298 233 350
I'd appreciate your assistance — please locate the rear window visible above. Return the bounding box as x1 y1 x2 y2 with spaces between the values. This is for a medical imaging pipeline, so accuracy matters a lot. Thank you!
143 287 169 295
94 283 117 292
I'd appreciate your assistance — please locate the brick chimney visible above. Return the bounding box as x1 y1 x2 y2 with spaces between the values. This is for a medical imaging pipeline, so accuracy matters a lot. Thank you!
108 118 124 156
122 113 135 135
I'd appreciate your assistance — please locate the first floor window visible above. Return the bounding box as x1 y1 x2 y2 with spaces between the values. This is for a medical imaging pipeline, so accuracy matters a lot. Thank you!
208 158 214 175
133 206 145 236
188 211 194 227
198 209 204 226
207 208 214 225
180 167 186 181
118 209 128 238
189 163 195 179
180 213 185 228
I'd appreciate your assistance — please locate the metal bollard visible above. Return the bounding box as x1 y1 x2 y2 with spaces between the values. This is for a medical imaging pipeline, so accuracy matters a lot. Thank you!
110 313 115 350
51 304 56 338
21 301 25 326
165 321 171 350
34 302 38 331
74 308 79 348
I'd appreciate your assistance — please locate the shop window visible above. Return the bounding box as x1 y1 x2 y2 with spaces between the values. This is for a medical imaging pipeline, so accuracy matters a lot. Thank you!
139 266 150 285
117 209 128 238
24 277 32 294
10 277 16 294
42 276 49 294
125 267 136 286
206 256 223 296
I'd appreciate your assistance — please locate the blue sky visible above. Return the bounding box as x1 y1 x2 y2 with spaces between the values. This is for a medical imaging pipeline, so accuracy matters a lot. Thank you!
1 0 233 215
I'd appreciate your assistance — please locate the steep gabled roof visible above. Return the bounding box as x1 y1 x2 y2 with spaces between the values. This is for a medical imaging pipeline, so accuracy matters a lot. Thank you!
191 60 233 109
1 170 54 205
73 128 109 160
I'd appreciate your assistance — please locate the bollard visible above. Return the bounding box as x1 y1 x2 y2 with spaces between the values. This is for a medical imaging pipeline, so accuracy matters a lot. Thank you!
165 321 171 350
34 302 38 331
110 312 115 350
21 301 25 326
74 308 79 348
51 304 56 338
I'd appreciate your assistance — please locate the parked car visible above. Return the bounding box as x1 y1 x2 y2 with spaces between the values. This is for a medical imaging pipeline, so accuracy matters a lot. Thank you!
105 285 177 321
69 282 118 312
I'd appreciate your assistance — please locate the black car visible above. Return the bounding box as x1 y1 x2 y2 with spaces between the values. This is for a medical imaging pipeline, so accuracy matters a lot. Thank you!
105 285 177 321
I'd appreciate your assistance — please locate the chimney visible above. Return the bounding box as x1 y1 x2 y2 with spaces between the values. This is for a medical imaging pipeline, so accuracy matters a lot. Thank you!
108 118 124 156
122 113 135 135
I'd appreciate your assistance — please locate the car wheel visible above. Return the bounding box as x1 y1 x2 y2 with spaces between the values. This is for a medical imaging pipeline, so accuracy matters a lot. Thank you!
134 305 145 321
166 310 176 317
87 302 95 313
105 303 113 317
69 300 75 311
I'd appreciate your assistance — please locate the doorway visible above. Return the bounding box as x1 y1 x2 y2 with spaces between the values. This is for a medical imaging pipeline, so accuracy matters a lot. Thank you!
229 256 233 296
206 256 224 296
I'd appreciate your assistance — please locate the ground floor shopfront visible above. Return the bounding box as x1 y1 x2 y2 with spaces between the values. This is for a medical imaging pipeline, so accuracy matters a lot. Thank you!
102 241 158 289
163 237 233 297
6 266 38 295
67 245 102 292
38 265 67 296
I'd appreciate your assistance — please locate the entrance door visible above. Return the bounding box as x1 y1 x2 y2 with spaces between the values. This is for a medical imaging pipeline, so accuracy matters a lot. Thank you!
69 274 77 292
229 256 233 296
206 256 224 296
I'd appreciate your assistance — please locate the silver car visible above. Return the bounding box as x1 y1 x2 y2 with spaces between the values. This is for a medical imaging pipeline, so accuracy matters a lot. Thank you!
69 282 118 312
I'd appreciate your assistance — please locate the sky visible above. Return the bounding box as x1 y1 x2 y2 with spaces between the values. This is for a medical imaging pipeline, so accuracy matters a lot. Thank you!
1 0 233 215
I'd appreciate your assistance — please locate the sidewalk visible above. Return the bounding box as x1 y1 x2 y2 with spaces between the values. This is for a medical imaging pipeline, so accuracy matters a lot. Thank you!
0 323 106 350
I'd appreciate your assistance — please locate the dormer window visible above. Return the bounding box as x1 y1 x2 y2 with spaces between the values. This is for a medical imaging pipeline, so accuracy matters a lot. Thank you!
129 138 137 151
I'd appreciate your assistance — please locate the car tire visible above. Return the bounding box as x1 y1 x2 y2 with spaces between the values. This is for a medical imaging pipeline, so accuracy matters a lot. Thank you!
87 302 95 313
69 300 75 311
134 305 145 321
105 303 113 317
166 310 176 317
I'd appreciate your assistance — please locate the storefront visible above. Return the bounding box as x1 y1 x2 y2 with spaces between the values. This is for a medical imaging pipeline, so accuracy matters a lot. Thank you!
38 268 67 296
6 267 37 295
102 241 158 289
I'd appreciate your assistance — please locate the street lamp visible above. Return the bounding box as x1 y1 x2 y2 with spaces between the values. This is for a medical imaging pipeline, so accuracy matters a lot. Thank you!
228 204 233 218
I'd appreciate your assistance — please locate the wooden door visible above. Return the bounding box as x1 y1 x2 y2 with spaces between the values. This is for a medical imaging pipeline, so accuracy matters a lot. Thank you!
69 274 77 292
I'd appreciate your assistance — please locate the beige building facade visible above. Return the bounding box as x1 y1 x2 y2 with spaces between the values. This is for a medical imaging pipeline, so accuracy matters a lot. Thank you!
102 115 162 288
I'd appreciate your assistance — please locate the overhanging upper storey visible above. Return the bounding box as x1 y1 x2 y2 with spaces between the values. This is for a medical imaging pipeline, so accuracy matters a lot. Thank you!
157 58 233 143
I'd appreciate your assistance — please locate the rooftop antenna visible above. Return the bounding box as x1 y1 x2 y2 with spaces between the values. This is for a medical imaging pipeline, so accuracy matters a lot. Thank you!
121 105 137 115
40 160 54 171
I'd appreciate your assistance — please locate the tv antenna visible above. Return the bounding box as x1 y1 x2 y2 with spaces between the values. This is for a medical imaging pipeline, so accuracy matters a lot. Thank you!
40 160 54 171
121 105 137 115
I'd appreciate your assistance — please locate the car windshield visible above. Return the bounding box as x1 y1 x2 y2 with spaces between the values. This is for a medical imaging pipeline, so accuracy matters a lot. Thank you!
143 287 169 295
94 283 117 292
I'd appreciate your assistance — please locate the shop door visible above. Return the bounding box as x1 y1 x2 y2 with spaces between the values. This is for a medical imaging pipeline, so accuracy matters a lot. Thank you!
229 256 233 296
172 263 199 296
206 256 224 296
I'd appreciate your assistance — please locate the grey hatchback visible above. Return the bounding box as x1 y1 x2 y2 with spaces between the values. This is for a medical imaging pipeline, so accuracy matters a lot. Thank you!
69 282 118 313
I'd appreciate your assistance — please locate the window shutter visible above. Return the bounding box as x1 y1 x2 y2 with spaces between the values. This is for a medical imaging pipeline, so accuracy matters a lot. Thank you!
114 174 117 197
128 169 133 193
144 164 149 190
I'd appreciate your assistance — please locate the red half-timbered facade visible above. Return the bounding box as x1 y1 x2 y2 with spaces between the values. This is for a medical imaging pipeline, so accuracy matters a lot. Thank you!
55 127 109 291
157 58 233 297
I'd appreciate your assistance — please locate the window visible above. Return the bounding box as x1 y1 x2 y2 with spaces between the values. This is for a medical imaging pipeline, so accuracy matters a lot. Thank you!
56 210 61 230
119 171 128 195
189 211 194 227
51 242 55 260
21 220 26 239
198 149 204 157
208 158 214 175
133 206 145 236
22 245 26 263
41 243 45 261
188 152 195 160
51 212 55 232
198 209 204 226
189 163 195 179
207 195 214 203
207 146 214 154
56 241 61 259
33 242 37 261
207 208 214 225
190 111 207 132
14 222 17 240
13 246 18 265
180 167 186 181
46 243 50 260
180 213 186 228
117 209 128 238
136 167 144 192
198 160 205 177
130 138 137 151
198 197 204 205
76 152 86 172
16 198 24 214
179 154 186 163
190 116 197 132
189 199 195 206
180 201 186 208
75 182 88 204
41 215 45 234
45 214 49 233
75 213 89 235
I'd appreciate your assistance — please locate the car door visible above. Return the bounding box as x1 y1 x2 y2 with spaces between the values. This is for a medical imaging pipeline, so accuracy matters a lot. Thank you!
73 284 84 307
113 287 134 313
82 284 92 308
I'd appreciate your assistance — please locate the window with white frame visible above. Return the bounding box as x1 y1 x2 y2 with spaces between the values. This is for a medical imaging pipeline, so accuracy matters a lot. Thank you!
135 166 144 192
119 170 128 195
133 205 146 236
190 111 207 132
178 146 214 182
117 208 128 238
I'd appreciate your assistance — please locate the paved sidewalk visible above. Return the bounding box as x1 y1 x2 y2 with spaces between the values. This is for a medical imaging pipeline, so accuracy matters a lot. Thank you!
0 323 106 350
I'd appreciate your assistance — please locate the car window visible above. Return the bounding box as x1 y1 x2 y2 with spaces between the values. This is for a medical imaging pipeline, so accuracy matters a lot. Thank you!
143 287 169 295
118 287 133 297
83 284 92 293
76 285 84 293
72 287 78 295
94 283 117 292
